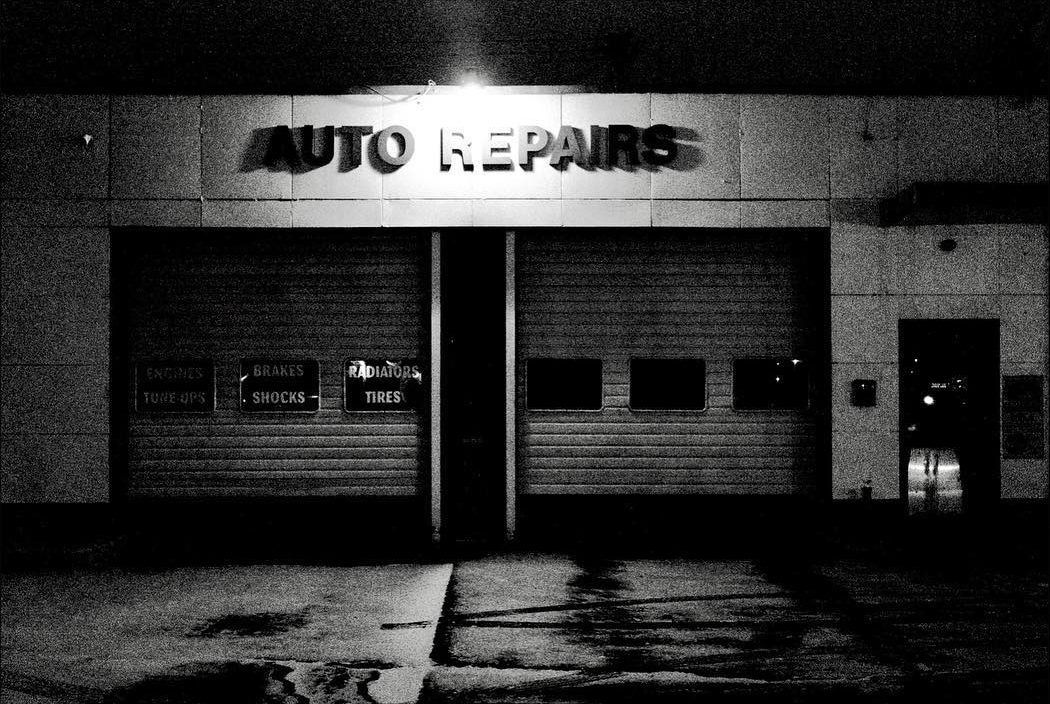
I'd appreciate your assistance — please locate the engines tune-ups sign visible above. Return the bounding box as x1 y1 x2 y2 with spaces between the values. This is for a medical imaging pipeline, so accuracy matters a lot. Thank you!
135 360 215 413
344 359 422 412
240 360 320 413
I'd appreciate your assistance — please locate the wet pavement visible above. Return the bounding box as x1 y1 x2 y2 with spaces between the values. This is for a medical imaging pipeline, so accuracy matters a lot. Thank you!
1 564 452 703
1 555 1046 702
436 556 877 675
427 554 1047 702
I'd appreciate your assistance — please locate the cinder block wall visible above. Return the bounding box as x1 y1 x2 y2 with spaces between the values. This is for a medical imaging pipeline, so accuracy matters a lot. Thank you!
1 92 1046 503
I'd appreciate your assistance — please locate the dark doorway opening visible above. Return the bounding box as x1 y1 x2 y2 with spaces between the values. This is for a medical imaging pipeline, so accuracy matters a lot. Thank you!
899 319 1000 515
441 232 506 543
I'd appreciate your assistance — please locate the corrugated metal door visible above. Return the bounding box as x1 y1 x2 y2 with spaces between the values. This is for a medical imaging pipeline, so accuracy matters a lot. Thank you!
517 229 825 496
120 229 427 499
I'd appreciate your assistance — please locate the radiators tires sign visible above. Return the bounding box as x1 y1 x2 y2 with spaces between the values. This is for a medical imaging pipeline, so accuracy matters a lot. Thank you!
344 359 422 412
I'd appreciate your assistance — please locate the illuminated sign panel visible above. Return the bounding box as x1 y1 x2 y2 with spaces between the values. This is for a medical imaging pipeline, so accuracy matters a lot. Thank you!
344 359 423 412
239 360 320 413
263 124 678 170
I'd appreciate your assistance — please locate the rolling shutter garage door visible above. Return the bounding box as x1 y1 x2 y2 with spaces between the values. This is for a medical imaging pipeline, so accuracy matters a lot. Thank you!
518 229 825 496
122 230 427 499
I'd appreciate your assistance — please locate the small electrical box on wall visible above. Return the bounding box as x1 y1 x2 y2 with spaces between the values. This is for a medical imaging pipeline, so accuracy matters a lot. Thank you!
851 379 877 407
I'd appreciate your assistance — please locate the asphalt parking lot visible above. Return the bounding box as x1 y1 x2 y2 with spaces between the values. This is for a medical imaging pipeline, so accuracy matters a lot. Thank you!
426 553 1047 702
2 549 1046 703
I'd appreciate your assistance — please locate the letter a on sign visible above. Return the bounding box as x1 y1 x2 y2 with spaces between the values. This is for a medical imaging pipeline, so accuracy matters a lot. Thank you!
548 126 586 168
263 125 300 167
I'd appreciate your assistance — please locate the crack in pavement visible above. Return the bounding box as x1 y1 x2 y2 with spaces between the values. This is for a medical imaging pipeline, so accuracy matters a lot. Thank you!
380 620 433 630
447 591 789 621
453 618 842 629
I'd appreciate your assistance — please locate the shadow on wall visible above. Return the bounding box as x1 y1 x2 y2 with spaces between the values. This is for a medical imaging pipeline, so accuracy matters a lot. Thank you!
240 127 279 173
669 127 702 171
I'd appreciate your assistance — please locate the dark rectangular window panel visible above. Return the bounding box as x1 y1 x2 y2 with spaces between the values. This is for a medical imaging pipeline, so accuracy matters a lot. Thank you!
526 359 602 410
1002 375 1045 459
733 358 809 410
630 359 706 410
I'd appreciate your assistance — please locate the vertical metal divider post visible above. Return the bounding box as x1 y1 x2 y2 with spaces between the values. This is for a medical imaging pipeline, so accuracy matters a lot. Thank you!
505 230 517 541
430 231 442 543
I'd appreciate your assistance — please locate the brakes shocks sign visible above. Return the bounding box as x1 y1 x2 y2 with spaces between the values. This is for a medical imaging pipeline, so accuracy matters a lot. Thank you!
240 360 320 413
344 359 423 412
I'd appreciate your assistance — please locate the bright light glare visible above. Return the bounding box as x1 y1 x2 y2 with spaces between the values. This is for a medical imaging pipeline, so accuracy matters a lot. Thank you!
923 395 935 406
460 69 484 96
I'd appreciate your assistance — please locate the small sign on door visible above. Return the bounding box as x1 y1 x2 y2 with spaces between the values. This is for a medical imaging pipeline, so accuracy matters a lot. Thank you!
344 359 422 412
240 360 320 413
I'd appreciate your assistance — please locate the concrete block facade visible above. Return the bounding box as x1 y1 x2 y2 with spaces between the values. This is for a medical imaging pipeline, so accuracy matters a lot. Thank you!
1 91 1046 505
829 217 1049 500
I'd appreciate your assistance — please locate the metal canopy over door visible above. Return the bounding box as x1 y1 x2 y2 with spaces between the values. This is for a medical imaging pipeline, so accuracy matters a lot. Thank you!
116 229 428 499
517 229 826 497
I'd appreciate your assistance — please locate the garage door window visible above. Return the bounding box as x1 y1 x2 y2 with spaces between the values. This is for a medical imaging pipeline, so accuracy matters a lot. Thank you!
733 358 809 410
526 359 603 410
629 359 707 411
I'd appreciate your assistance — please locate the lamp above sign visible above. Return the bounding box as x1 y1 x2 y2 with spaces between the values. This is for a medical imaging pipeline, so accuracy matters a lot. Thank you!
264 124 678 171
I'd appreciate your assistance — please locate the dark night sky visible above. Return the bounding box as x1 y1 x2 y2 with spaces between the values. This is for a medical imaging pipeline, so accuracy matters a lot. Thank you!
1 0 1047 94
